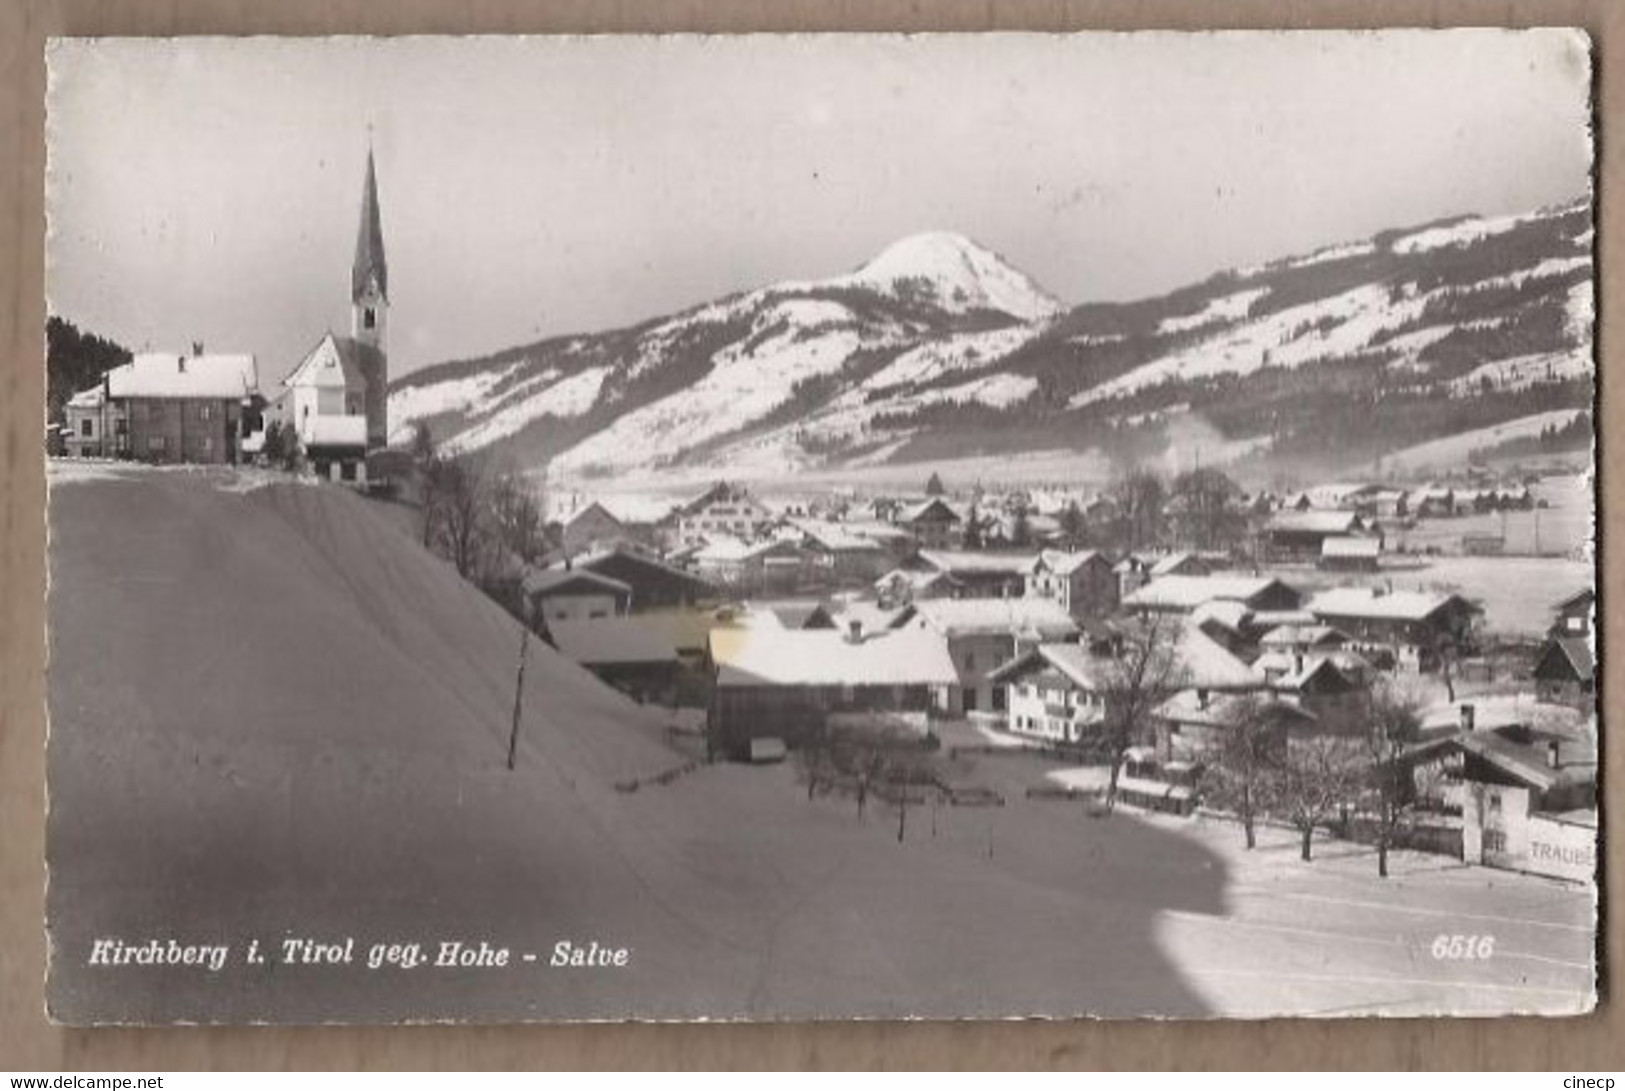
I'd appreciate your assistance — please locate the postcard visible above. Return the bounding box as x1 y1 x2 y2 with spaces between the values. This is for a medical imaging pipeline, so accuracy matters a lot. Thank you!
44 31 1596 1024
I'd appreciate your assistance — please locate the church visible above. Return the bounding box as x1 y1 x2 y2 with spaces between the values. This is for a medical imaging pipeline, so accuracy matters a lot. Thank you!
278 149 392 484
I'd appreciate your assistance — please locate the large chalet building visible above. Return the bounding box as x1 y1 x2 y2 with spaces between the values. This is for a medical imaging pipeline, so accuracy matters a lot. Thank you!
65 350 262 464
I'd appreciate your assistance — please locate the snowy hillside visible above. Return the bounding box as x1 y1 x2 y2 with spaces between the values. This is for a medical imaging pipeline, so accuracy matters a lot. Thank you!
391 200 1593 484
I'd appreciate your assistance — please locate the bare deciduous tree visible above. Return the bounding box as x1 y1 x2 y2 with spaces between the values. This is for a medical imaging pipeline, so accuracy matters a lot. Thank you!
1267 733 1363 862
1360 678 1425 878
487 465 548 567
437 454 491 581
1101 616 1186 813
1202 692 1284 850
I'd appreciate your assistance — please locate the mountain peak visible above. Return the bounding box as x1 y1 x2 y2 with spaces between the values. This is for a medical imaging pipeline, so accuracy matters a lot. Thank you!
842 231 1064 321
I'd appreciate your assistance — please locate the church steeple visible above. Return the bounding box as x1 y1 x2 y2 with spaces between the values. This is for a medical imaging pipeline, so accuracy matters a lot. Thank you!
350 146 389 449
352 148 387 309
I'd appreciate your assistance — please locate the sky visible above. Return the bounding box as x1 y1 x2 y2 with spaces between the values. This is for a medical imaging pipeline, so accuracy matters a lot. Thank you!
46 31 1592 382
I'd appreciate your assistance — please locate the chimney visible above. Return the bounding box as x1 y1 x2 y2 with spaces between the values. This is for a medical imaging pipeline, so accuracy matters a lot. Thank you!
847 619 863 644
191 340 204 357
1460 703 1476 733
1294 652 1305 676
1197 688 1210 710
1547 740 1561 769
176 355 187 374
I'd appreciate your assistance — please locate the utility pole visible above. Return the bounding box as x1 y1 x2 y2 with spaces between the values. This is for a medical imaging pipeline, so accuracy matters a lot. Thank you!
506 627 529 771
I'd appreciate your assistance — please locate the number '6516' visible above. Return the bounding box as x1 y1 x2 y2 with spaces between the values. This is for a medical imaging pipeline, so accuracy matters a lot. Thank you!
1431 934 1495 959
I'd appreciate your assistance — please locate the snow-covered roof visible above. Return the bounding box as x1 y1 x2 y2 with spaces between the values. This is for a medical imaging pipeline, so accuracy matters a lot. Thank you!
898 497 963 525
1407 727 1596 793
988 642 1112 691
1190 599 1252 634
710 627 959 688
917 549 1034 575
1174 625 1268 690
739 600 835 631
304 414 368 449
692 535 763 563
796 519 888 553
900 597 1078 638
106 353 258 401
66 385 106 409
1122 575 1295 612
1259 623 1346 648
1150 552 1202 576
1308 587 1478 623
564 501 627 530
1419 694 1589 739
523 567 632 598
1267 509 1366 534
548 617 677 665
1026 549 1106 576
1322 536 1382 558
876 567 959 596
833 600 910 635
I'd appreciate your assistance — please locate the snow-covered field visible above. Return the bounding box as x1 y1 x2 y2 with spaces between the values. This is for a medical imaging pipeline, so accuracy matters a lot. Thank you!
1374 410 1589 476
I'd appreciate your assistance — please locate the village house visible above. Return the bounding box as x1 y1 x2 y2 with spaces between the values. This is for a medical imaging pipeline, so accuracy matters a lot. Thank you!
560 501 632 555
987 643 1112 746
1550 588 1594 639
1255 653 1368 726
557 544 720 612
1155 688 1318 767
739 600 839 631
1410 485 1457 519
874 566 963 606
546 616 683 706
896 496 963 550
63 384 118 458
1533 637 1595 708
692 536 810 595
1149 552 1211 580
1023 549 1118 619
1120 574 1304 617
707 624 959 759
891 597 1078 714
85 350 263 465
522 567 632 625
1113 554 1156 601
1404 700 1596 882
1306 587 1482 673
793 520 894 584
1262 509 1373 562
913 550 1034 598
1319 535 1382 572
677 482 772 543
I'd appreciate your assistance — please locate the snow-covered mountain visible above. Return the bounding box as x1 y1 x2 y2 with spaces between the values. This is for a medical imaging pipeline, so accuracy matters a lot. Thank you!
391 203 1593 484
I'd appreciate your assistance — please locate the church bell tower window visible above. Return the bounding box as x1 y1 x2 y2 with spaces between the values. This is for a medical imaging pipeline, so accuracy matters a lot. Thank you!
363 307 376 330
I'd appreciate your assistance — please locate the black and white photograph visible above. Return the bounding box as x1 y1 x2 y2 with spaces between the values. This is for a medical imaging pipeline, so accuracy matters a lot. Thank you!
43 31 1597 1025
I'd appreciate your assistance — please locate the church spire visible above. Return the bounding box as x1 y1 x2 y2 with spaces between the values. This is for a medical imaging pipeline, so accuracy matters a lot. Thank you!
352 148 387 304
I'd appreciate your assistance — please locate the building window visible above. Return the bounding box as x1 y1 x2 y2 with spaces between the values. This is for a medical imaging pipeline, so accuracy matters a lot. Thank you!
80 419 93 437
199 437 213 453
148 436 166 452
363 308 376 330
199 404 213 421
